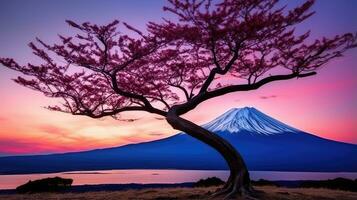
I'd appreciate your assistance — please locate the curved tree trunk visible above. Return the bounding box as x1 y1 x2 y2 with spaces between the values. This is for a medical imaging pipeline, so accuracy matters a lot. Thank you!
166 109 254 199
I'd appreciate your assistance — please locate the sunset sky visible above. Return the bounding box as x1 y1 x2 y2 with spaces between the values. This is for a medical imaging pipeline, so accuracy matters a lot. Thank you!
0 0 356 156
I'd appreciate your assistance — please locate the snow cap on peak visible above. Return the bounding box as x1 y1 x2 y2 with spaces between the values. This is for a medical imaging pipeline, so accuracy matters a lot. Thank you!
203 107 300 135
226 106 256 113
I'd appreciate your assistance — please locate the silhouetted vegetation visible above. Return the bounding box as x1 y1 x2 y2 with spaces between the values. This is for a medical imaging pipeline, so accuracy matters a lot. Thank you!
300 178 357 192
16 177 73 193
194 177 224 187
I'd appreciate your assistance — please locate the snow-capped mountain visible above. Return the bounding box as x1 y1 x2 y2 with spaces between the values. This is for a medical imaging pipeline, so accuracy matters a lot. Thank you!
0 107 356 174
203 107 299 135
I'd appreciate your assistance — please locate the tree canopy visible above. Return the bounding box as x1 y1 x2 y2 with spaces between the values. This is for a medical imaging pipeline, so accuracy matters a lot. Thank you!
1 0 356 119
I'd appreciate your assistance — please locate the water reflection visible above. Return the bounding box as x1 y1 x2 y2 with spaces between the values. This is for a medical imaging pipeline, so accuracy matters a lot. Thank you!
1 170 356 189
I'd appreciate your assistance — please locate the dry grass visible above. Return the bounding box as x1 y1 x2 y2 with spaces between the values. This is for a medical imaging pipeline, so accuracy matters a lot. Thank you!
0 186 356 200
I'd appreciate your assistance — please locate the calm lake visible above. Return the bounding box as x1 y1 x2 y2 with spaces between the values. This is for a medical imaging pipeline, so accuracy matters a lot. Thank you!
1 170 357 189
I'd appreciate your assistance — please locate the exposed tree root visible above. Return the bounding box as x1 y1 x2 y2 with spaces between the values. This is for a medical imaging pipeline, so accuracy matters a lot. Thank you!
211 173 262 200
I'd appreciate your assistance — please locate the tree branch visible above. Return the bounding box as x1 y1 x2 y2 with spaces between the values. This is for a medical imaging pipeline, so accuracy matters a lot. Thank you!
207 71 316 98
175 71 317 115
109 74 166 116
168 83 190 101
198 45 239 94
75 106 143 118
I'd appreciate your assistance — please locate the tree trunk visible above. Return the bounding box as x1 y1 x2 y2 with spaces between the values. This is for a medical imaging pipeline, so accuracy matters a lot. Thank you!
166 109 254 199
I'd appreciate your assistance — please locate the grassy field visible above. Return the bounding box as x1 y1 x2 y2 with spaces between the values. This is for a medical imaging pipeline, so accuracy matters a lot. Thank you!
1 186 356 200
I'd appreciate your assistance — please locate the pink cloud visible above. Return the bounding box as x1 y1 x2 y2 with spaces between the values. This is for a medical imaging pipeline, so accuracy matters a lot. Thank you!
37 124 71 137
260 95 278 100
0 138 62 155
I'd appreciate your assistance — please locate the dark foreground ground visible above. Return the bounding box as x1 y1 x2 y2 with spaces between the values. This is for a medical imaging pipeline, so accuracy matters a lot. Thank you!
0 186 356 200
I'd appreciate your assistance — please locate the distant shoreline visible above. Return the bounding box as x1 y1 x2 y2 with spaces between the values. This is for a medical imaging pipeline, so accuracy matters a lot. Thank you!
1 179 356 195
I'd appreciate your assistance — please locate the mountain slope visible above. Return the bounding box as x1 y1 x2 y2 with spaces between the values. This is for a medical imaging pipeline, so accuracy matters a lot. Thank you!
0 107 356 174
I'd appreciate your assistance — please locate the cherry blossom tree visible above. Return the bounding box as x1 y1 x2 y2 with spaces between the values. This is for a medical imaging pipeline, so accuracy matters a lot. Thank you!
1 0 356 198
